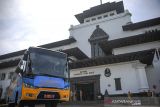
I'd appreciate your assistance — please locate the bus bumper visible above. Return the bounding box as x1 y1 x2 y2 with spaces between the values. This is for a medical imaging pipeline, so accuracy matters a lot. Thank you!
21 84 70 103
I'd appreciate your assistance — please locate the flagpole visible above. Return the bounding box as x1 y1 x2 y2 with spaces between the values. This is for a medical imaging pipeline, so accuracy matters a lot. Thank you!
100 0 102 5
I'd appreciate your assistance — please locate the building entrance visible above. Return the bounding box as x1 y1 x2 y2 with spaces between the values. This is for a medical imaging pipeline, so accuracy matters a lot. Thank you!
70 75 100 101
75 83 94 101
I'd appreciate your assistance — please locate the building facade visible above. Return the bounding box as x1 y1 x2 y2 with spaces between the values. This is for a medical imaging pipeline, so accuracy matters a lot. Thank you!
0 1 160 101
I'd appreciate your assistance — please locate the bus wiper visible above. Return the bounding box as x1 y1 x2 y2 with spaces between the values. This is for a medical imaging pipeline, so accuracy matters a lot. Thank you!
37 73 66 79
23 73 35 78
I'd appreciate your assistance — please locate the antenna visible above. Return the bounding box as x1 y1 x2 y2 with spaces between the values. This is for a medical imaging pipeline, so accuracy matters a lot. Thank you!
100 0 102 5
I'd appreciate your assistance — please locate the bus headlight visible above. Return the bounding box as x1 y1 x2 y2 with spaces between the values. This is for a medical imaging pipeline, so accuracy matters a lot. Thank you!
64 86 69 90
64 82 70 90
24 83 37 89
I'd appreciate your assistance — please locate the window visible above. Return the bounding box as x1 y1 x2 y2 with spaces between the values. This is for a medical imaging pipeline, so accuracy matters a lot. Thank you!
89 25 109 57
97 16 102 19
92 18 96 21
8 72 14 79
86 20 90 22
114 78 122 90
91 43 105 57
103 15 108 18
56 49 63 51
92 43 96 57
110 13 114 16
0 73 6 80
0 87 2 98
11 73 17 82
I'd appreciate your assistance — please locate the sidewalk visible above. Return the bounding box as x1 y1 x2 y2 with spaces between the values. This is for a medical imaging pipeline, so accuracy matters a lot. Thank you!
59 100 103 106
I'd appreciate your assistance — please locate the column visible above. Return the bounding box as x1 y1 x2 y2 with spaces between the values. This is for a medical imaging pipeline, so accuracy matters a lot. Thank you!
135 63 149 92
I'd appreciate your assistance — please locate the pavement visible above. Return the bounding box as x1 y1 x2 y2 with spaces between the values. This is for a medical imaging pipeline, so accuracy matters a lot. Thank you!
0 104 160 107
0 101 160 107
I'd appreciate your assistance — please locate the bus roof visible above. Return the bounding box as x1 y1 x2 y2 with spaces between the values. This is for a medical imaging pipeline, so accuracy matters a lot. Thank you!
28 47 67 58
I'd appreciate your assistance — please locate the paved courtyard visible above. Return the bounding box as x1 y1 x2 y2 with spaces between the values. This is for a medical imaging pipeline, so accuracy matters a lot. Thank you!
0 100 160 107
37 104 160 107
0 104 160 107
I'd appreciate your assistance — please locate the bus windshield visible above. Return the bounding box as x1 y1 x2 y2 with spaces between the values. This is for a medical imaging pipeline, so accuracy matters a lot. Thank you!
27 51 68 78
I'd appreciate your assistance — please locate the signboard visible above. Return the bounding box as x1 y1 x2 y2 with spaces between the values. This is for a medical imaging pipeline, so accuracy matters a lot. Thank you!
73 71 94 76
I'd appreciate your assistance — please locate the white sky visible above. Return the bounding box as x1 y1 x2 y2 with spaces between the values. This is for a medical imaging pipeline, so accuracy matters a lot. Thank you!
0 0 160 55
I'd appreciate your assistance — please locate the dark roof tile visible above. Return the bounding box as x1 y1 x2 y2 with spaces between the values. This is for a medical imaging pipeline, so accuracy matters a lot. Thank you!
75 1 124 23
69 49 155 69
0 50 26 60
100 30 160 54
39 37 76 49
122 17 160 31
0 59 20 69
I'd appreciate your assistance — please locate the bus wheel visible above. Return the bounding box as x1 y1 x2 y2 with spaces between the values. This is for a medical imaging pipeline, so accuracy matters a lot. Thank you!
45 102 57 107
16 101 24 107
8 103 15 107
27 104 35 107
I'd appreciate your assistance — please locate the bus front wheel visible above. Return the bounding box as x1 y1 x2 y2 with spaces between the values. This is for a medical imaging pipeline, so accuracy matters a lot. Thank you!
8 103 15 107
45 102 57 107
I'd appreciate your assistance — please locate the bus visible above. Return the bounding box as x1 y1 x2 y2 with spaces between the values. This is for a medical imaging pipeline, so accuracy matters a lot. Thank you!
6 47 70 107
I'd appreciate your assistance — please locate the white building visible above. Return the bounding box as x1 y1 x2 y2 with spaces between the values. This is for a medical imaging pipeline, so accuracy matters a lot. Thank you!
0 1 160 100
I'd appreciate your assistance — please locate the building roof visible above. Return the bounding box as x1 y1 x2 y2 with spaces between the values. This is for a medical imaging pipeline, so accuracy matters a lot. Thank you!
0 37 76 60
99 30 160 54
62 47 88 60
0 58 20 69
88 25 109 42
39 37 76 49
1 49 155 70
75 1 124 23
69 49 155 69
0 50 26 60
122 17 160 31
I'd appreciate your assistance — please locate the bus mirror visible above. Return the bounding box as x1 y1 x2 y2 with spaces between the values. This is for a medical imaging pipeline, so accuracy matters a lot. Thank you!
67 57 73 63
15 66 23 75
19 70 23 76
19 73 22 77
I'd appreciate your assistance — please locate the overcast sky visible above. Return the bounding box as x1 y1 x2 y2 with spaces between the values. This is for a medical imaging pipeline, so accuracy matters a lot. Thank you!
0 0 160 55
